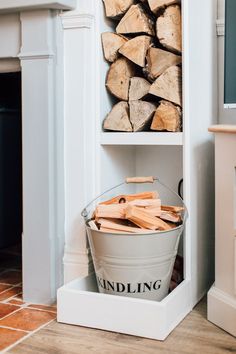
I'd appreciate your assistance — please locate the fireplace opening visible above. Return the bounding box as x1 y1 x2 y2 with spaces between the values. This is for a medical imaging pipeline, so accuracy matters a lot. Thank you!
0 72 22 279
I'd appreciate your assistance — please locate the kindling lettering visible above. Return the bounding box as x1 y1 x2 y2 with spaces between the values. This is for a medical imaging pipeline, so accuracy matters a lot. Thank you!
96 276 161 293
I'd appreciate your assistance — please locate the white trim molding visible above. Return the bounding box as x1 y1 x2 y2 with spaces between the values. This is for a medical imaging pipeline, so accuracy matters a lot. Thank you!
18 51 54 60
216 19 224 36
61 13 94 30
0 0 75 13
208 285 236 337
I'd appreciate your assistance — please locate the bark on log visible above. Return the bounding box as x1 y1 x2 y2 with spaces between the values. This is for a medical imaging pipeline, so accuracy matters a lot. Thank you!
116 4 155 36
106 57 135 101
151 100 181 132
156 5 182 53
102 0 135 18
130 100 157 131
119 35 152 67
103 101 132 131
129 77 151 101
146 47 181 80
149 65 182 106
148 0 180 14
101 32 127 63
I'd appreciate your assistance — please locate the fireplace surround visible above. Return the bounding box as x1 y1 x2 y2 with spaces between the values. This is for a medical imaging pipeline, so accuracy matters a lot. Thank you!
0 0 75 303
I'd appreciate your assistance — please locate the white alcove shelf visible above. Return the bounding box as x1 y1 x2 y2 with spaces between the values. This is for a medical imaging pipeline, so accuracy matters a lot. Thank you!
100 132 183 146
58 0 217 340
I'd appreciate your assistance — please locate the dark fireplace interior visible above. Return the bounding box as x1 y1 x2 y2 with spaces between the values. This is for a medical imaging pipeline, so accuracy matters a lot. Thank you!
0 72 22 272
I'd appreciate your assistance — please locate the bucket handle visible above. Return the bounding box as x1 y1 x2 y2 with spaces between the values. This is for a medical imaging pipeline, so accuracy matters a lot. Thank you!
125 176 154 184
82 176 188 224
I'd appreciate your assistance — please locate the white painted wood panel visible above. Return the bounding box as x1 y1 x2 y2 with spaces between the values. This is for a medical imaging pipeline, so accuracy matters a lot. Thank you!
0 0 75 13
0 14 20 58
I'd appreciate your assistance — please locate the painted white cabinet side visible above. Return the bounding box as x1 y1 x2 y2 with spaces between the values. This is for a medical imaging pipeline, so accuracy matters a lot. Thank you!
183 0 217 306
62 4 99 283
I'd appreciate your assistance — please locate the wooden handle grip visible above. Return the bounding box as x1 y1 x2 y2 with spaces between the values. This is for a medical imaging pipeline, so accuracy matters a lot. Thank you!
125 176 155 184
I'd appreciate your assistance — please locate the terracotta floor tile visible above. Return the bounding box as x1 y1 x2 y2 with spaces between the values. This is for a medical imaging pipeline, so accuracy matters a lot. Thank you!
0 270 22 285
0 303 19 319
0 308 56 331
0 283 11 293
8 299 25 306
27 304 57 313
0 287 22 301
0 327 27 351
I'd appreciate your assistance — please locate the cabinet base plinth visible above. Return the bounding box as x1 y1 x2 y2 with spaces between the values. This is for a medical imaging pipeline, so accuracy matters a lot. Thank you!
208 285 236 337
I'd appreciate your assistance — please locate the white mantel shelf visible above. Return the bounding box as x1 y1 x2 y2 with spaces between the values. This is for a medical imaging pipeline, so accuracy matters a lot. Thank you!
0 0 76 13
100 132 183 146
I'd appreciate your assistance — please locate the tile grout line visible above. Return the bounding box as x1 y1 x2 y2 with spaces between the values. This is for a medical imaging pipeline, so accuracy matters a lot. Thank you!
1 318 56 353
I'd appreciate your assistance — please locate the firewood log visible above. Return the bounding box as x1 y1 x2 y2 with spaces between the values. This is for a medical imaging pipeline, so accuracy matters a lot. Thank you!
116 4 155 36
102 0 135 18
129 77 151 101
125 205 171 230
106 57 135 101
146 47 181 80
149 65 182 106
129 100 157 132
103 101 132 132
147 0 180 14
156 5 182 53
119 35 152 67
101 32 127 63
151 100 181 132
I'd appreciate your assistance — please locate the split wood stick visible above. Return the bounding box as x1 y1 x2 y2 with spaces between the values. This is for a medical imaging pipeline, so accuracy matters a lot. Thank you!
128 198 161 207
102 0 135 18
95 204 127 219
159 211 182 223
125 205 171 230
88 220 99 230
149 65 182 106
100 191 159 205
146 47 181 80
116 4 155 36
130 100 157 132
156 5 182 53
148 0 180 14
151 100 182 132
100 227 132 234
119 35 152 67
103 101 132 132
106 57 135 101
97 218 148 233
129 77 151 101
161 205 184 213
101 32 127 63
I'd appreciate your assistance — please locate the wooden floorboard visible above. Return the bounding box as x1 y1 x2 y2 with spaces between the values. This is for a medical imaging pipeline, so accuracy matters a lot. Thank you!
7 298 236 354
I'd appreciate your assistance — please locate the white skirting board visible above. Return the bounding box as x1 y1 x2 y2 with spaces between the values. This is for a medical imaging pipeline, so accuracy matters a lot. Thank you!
57 274 192 341
207 285 236 337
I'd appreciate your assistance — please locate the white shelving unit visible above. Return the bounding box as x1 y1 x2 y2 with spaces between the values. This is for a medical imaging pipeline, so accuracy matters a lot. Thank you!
58 0 218 340
100 132 183 146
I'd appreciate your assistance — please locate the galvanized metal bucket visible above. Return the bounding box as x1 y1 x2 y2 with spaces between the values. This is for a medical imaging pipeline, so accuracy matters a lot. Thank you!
81 177 188 302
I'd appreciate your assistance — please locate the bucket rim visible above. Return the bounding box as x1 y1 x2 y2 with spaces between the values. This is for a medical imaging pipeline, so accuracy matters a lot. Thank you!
85 219 186 236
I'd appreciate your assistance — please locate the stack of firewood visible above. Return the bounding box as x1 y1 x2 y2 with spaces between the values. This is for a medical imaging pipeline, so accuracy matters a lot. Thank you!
89 190 183 233
101 0 182 133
